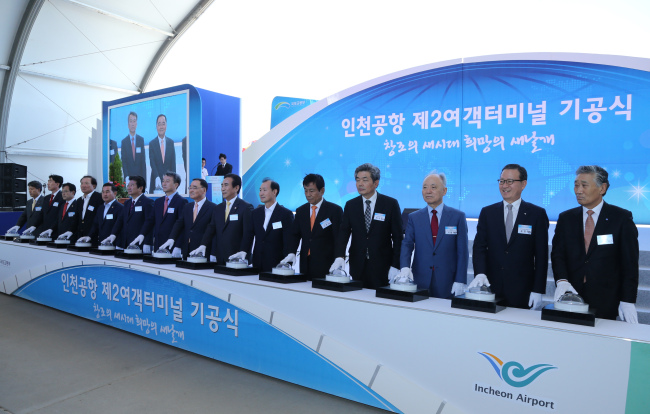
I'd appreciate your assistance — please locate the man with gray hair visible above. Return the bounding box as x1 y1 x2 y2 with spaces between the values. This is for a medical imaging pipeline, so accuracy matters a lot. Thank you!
552 165 639 323
399 172 469 298
331 163 402 289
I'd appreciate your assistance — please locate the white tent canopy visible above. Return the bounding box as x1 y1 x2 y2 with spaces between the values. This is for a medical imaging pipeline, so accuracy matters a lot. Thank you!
0 0 212 188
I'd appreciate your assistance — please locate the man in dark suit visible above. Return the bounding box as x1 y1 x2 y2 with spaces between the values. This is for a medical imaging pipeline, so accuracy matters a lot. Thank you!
75 176 103 240
192 173 254 264
148 114 176 193
144 172 188 252
77 183 124 246
399 172 469 299
243 178 293 272
34 174 64 237
470 164 548 309
283 173 342 280
105 175 154 251
120 111 146 181
8 181 44 234
109 139 118 165
161 178 217 258
552 165 639 323
52 183 79 240
331 163 402 289
215 153 233 176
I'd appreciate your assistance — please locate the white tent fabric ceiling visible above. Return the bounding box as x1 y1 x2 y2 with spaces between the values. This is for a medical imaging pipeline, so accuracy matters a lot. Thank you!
0 0 212 185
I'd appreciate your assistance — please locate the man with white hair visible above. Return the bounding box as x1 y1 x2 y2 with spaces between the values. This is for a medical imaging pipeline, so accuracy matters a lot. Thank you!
552 165 639 323
399 172 469 299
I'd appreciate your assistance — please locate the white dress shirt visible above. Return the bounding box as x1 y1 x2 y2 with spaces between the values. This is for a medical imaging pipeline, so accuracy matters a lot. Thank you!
263 202 277 230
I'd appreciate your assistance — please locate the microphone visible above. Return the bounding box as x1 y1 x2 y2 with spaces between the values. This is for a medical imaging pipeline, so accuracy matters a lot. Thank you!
211 164 219 174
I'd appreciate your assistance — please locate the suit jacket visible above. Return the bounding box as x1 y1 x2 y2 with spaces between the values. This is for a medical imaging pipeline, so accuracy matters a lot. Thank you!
35 191 64 235
551 202 638 320
289 200 343 280
75 192 103 239
109 140 118 164
53 199 79 239
120 135 146 180
336 193 402 289
148 193 188 251
473 200 549 308
88 201 124 245
111 195 154 248
248 204 294 272
400 205 469 299
215 162 233 176
148 136 177 192
202 197 254 264
169 199 218 257
16 195 44 229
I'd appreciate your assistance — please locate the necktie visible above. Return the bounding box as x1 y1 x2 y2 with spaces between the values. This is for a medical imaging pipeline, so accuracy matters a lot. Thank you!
225 201 231 221
364 199 371 233
584 210 595 252
163 196 169 216
131 137 135 159
505 204 513 242
32 198 36 211
161 139 165 160
431 210 438 246
49 194 54 206
308 205 317 256
193 203 198 222
130 200 135 215
82 195 88 219
62 202 68 220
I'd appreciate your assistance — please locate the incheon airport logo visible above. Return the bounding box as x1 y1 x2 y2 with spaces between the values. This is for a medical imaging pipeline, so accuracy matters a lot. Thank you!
274 101 291 110
478 352 557 387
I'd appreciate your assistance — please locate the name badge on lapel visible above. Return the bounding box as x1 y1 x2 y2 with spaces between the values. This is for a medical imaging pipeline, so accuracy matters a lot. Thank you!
272 221 282 229
167 207 175 213
106 214 114 220
597 234 614 245
374 213 385 221
53 202 59 207
518 225 532 235
321 218 332 229
136 147 142 153
35 206 42 211
230 214 239 221
445 226 457 235
135 206 142 212
68 212 75 217
88 205 95 211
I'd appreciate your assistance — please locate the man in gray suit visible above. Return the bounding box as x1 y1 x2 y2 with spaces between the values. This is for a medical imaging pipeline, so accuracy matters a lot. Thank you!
7 181 44 234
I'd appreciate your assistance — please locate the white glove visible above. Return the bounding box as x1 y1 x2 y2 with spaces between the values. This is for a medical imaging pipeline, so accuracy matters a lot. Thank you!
172 247 182 258
553 280 577 302
58 231 73 240
143 245 151 254
618 301 638 324
190 245 206 257
388 266 399 282
7 226 19 234
329 257 345 272
77 236 91 243
229 251 247 260
468 274 490 289
130 234 144 246
397 267 413 282
102 234 116 244
209 255 217 262
23 226 36 235
280 253 296 264
159 239 175 250
451 282 466 296
529 292 543 310
39 229 53 237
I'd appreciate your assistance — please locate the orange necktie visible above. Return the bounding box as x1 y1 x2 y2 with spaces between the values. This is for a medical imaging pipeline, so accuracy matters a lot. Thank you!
308 205 317 255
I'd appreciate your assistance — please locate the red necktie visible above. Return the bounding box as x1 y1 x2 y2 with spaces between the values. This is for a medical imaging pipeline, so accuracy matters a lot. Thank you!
49 194 54 206
431 210 438 246
130 200 135 215
131 137 136 159
163 196 169 216
584 210 594 252
62 202 68 219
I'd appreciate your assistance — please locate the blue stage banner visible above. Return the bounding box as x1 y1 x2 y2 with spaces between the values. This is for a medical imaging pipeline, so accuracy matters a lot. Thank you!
244 54 650 222
271 96 317 129
13 265 398 412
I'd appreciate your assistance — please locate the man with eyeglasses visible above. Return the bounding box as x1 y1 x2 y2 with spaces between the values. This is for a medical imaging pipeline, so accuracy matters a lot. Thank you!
469 164 549 310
